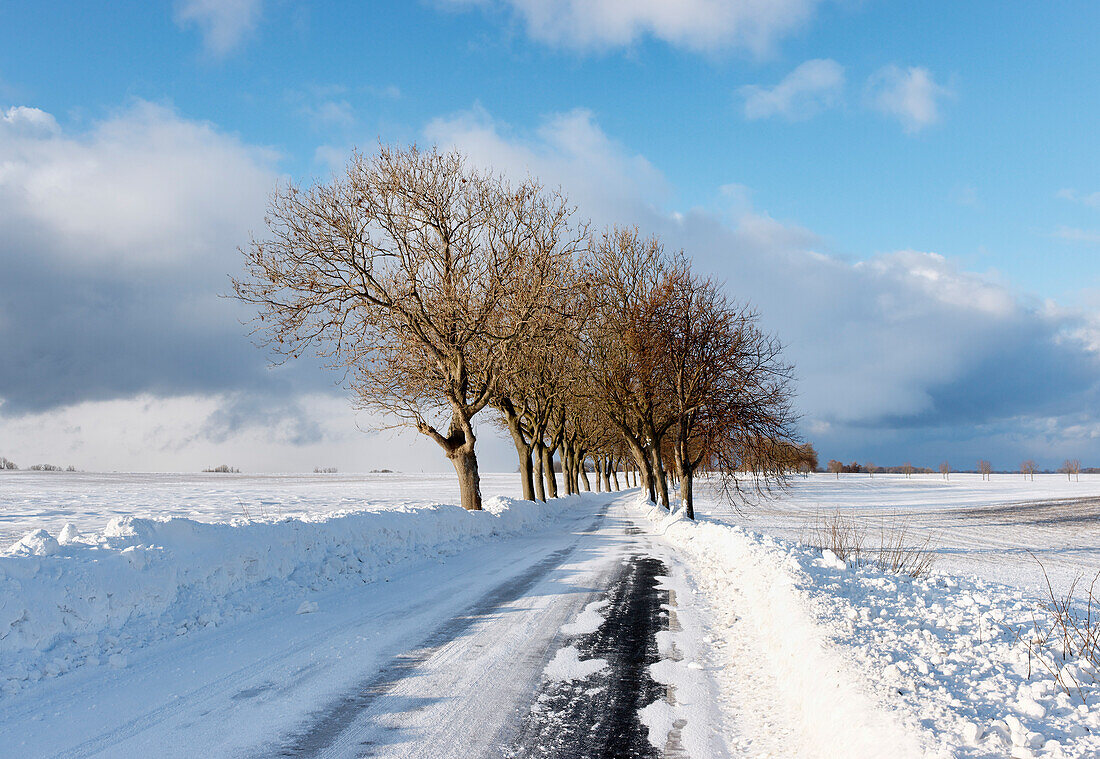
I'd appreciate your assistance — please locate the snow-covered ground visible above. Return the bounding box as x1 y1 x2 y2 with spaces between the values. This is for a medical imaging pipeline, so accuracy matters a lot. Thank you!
7 470 1099 594
705 472 1100 594
646 498 1100 758
0 471 526 546
5 471 1100 757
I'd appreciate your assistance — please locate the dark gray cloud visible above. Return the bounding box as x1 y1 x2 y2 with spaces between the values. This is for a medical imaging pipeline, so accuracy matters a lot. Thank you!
0 102 335 416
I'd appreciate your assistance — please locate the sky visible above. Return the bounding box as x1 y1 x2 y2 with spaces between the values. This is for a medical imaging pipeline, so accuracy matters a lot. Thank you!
2 0 1100 472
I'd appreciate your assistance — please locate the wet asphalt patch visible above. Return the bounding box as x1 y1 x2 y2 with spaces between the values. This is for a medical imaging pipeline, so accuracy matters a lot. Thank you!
507 554 669 759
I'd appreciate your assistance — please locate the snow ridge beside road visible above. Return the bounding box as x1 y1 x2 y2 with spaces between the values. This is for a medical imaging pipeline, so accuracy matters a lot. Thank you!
637 500 930 758
0 494 584 698
643 497 1100 758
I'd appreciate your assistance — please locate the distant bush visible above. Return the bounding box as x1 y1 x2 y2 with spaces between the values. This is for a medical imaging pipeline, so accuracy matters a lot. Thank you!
0 456 17 470
66 465 77 472
314 467 338 474
203 465 240 473
369 469 394 473
29 464 63 472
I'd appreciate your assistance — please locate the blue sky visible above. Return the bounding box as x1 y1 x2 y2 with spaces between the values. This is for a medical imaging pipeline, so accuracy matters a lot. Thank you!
2 1 1100 471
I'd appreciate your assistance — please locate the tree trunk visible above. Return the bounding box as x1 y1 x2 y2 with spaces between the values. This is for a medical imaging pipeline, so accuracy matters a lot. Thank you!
504 412 535 502
594 458 603 492
650 443 670 509
532 441 546 501
450 448 483 511
579 452 591 492
636 451 656 502
543 447 559 499
610 461 619 491
681 463 695 520
561 445 574 495
418 415 483 511
559 446 570 495
601 457 612 491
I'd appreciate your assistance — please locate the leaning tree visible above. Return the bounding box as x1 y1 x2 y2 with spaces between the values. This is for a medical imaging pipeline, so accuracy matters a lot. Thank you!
234 144 569 510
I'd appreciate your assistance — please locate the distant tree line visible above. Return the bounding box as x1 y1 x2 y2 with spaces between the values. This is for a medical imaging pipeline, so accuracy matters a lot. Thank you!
234 144 800 519
0 458 77 472
821 457 1092 481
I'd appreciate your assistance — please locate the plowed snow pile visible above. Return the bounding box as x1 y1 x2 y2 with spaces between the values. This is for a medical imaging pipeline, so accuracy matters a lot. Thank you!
641 500 1100 758
0 495 577 698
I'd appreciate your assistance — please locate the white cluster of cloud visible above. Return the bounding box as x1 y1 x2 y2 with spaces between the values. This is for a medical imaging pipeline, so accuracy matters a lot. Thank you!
1057 188 1100 208
0 102 300 418
0 101 275 269
739 60 951 132
445 0 823 55
740 58 845 120
866 64 952 133
174 0 262 56
425 106 669 221
2 105 60 136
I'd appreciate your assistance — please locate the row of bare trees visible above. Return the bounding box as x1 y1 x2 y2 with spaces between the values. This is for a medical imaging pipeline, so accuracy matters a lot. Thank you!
233 144 798 519
826 459 1085 481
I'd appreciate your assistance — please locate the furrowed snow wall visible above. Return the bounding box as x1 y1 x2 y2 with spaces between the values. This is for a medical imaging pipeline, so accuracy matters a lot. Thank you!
0 494 583 697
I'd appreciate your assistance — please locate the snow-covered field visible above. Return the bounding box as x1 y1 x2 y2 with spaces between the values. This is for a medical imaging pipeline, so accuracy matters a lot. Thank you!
0 471 525 547
5 470 1100 757
709 472 1100 594
7 470 1100 594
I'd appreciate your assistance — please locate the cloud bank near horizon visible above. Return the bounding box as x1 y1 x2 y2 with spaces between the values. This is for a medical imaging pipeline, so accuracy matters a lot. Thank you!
1 101 1098 470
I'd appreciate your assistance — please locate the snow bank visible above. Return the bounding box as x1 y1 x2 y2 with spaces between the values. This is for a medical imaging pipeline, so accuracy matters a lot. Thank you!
799 545 1100 758
636 500 930 759
0 494 583 698
642 499 1100 758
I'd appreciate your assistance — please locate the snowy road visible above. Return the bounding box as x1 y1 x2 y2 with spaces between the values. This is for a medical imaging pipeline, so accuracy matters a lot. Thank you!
0 493 695 758
11 475 1100 757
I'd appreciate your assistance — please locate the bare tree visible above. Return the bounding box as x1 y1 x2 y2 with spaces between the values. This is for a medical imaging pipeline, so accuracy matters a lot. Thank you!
939 461 950 480
1021 459 1037 482
978 459 992 481
234 145 567 510
0 456 16 471
827 459 843 479
659 267 795 519
581 228 676 506
1061 459 1081 482
865 462 877 479
902 461 914 479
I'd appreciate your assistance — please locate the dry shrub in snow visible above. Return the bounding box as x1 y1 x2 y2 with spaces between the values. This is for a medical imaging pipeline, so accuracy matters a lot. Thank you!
810 512 936 578
875 524 937 578
811 512 866 564
1016 556 1100 702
